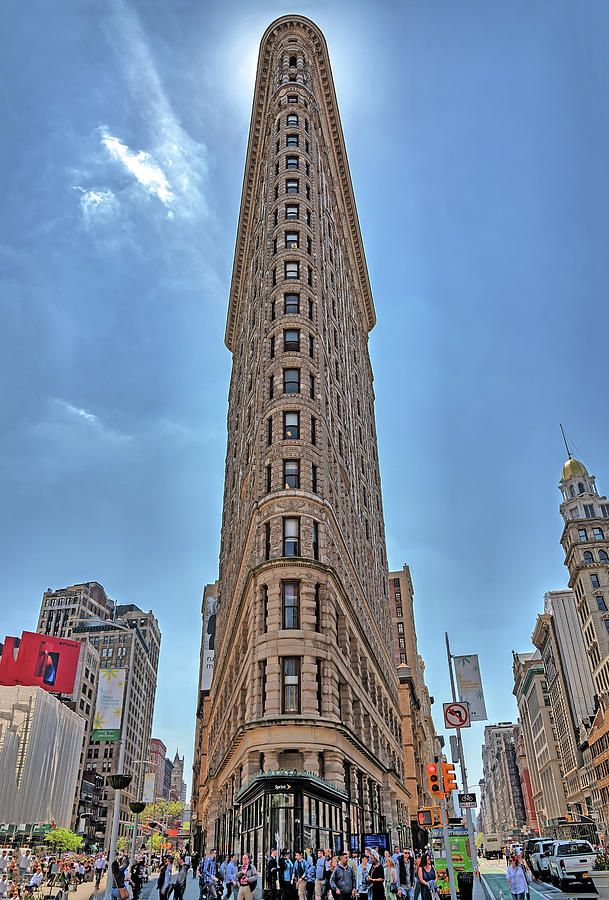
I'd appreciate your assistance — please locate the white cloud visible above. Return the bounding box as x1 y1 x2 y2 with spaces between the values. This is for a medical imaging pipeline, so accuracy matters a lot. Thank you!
100 128 174 207
53 399 131 442
57 400 98 423
75 186 118 223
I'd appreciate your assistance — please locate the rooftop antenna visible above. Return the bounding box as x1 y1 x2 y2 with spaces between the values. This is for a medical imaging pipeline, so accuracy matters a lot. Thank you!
560 423 572 459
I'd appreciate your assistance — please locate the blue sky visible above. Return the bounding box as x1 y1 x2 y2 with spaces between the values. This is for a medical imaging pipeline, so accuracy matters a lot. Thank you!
2 0 609 797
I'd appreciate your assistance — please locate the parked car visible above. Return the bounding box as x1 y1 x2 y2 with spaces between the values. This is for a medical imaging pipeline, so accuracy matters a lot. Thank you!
528 839 555 879
548 840 596 890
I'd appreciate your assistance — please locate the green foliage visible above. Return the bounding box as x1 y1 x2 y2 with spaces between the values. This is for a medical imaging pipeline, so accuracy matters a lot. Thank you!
141 800 184 821
117 837 129 852
594 852 609 871
44 828 83 853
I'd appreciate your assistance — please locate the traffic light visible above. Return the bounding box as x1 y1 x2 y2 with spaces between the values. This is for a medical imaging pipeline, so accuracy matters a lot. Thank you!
442 762 458 792
418 808 434 828
427 763 444 798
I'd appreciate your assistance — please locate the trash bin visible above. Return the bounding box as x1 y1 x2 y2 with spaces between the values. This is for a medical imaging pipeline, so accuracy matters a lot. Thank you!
457 871 474 900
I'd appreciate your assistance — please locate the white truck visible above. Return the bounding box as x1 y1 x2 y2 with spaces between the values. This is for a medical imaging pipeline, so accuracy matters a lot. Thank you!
547 839 596 890
483 834 502 859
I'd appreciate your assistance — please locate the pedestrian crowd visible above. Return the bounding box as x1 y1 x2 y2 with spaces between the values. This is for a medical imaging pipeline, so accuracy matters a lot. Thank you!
192 846 441 900
0 849 108 900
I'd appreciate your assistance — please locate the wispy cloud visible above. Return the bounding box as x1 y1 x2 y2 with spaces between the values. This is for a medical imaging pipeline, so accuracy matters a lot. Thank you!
75 0 207 224
100 128 173 208
75 186 118 223
52 399 131 442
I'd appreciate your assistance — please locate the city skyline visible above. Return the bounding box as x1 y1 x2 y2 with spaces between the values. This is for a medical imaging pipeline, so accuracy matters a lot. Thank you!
2 0 609 796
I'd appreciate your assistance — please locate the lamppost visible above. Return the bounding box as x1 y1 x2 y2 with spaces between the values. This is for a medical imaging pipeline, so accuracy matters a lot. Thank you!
129 802 146 861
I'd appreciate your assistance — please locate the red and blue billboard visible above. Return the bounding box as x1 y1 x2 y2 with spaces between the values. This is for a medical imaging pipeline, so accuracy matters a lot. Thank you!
0 631 80 695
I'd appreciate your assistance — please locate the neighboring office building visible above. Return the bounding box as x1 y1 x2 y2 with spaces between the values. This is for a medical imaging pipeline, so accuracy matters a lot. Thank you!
513 722 537 831
480 723 526 839
532 589 596 816
586 697 609 833
512 650 567 830
390 566 440 837
170 749 185 802
164 756 174 800
38 583 161 851
0 684 84 828
193 15 409 858
150 737 167 800
558 457 609 695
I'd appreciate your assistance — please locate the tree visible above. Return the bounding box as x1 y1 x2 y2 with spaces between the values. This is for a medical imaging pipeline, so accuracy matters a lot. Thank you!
44 828 83 854
141 800 184 822
117 837 129 852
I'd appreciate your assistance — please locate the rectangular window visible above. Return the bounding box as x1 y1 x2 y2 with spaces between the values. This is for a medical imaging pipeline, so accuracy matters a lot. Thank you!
396 605 403 617
306 208 311 227
270 335 275 358
284 329 300 351
307 237 312 254
287 114 298 126
282 657 300 713
271 299 276 321
579 528 588 541
266 464 272 494
285 292 299 314
585 504 596 518
273 208 278 226
265 522 271 561
311 416 316 445
397 622 404 634
317 658 323 714
338 430 343 456
287 95 298 104
308 334 314 357
283 368 300 393
283 517 300 556
261 659 267 712
272 267 277 285
269 375 274 399
400 653 407 664
305 184 310 199
312 464 318 493
282 581 299 628
287 134 298 146
312 520 319 560
592 574 601 588
263 585 268 633
285 231 299 249
594 527 604 540
284 459 300 489
601 505 609 517
315 583 321 632
272 237 277 254
286 204 299 220
267 417 273 446
309 373 315 399
285 261 299 279
398 637 405 649
597 596 607 612
307 266 312 285
284 411 299 439
286 156 299 169
308 299 313 320
286 179 299 194
605 621 609 637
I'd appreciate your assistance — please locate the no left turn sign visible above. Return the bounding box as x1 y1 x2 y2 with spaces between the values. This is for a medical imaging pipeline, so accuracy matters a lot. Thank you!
443 701 471 728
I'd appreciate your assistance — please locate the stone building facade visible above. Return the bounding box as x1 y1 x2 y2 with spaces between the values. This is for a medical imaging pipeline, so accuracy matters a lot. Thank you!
480 723 526 840
192 15 409 861
512 650 567 829
389 567 440 831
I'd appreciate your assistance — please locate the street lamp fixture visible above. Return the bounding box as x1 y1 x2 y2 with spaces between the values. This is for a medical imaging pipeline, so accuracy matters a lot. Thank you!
129 802 146 814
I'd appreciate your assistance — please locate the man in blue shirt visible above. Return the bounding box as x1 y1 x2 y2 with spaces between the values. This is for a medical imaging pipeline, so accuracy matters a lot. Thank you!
199 850 218 900
225 855 238 900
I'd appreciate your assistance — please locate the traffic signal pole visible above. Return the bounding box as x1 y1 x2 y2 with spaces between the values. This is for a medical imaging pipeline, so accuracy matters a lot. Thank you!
440 794 457 900
445 633 478 875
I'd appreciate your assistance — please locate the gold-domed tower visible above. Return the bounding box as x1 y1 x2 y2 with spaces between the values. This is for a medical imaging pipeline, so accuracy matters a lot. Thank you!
559 450 609 695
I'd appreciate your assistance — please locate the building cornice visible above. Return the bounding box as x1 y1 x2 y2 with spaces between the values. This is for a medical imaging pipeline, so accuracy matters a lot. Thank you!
225 15 375 351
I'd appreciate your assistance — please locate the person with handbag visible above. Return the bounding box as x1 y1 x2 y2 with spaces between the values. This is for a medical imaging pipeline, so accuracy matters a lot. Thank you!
384 858 397 900
236 855 258 900
111 860 129 900
416 854 438 900
506 854 532 900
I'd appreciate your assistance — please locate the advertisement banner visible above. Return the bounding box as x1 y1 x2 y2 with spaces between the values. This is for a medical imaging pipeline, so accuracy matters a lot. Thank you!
0 631 80 695
431 827 472 895
200 596 217 693
143 772 155 803
453 654 487 722
91 668 127 741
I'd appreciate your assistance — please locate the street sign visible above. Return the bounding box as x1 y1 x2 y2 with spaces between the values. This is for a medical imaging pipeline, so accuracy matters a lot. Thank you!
443 701 470 729
458 793 476 809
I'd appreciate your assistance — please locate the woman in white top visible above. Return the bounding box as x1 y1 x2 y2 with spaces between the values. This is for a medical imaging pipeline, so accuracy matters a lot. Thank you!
506 855 529 900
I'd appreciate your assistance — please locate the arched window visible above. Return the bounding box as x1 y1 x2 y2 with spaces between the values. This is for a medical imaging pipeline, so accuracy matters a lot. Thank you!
584 551 594 563
569 485 575 498
600 550 609 563
578 482 585 494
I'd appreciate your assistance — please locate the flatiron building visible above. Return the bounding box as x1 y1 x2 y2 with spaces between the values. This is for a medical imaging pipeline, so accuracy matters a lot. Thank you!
193 15 410 858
